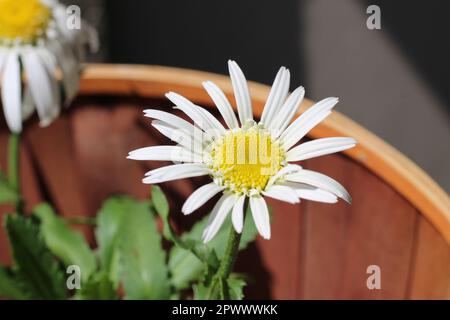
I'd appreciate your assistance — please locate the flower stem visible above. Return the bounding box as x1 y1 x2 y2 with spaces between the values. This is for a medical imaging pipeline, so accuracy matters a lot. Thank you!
64 216 97 226
8 133 23 214
207 202 245 300
217 223 242 280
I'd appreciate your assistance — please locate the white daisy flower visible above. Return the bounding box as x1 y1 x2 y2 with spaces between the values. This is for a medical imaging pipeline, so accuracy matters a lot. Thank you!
0 0 98 133
128 60 356 243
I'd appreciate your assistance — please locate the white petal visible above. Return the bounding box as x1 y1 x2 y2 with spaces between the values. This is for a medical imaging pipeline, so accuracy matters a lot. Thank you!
261 67 290 127
144 109 198 134
182 182 225 215
166 92 209 129
232 195 246 233
295 187 338 203
262 185 300 204
143 163 210 184
22 86 35 121
285 169 351 203
166 92 223 136
250 196 271 239
266 164 303 188
151 120 203 153
202 193 237 243
286 137 356 162
49 40 80 102
35 49 61 114
281 97 339 150
280 181 338 203
22 49 60 127
228 60 253 125
144 109 207 144
127 145 201 163
270 86 305 134
82 19 100 53
1 51 22 133
196 105 226 135
0 49 7 71
203 81 239 129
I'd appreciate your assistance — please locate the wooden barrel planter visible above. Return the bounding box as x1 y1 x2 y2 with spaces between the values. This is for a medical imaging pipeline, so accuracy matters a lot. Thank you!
1 64 449 299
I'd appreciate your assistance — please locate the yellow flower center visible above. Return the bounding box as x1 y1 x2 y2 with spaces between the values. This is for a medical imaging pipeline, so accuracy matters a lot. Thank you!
210 127 285 194
0 0 51 43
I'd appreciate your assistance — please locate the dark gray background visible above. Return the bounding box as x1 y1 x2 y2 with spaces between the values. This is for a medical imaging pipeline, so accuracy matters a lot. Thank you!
67 0 450 192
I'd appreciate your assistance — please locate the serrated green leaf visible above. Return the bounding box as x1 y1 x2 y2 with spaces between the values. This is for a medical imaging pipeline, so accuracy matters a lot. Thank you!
75 272 118 300
0 171 18 204
227 277 246 300
34 204 96 283
168 205 258 290
0 267 28 300
153 186 219 279
99 196 170 299
5 214 66 299
95 197 128 288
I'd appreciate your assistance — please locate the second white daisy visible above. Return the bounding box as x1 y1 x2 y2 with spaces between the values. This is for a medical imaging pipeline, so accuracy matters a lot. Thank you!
0 0 97 132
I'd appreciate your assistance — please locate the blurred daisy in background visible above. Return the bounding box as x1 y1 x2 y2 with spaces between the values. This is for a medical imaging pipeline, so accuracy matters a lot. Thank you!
128 60 356 242
0 0 97 133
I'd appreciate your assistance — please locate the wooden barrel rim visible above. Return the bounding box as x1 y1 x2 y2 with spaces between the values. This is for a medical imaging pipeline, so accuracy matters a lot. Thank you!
79 63 450 245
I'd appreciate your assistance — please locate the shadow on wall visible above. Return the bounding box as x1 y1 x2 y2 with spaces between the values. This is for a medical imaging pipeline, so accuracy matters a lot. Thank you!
364 0 450 114
302 0 450 193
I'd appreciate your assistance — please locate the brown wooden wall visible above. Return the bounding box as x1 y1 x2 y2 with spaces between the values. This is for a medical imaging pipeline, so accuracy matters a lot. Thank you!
1 93 449 299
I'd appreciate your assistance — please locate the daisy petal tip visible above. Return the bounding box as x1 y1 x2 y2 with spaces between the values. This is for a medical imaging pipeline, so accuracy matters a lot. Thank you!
345 195 352 204
201 230 211 244
181 206 192 215
142 176 159 184
165 91 177 100
262 232 271 240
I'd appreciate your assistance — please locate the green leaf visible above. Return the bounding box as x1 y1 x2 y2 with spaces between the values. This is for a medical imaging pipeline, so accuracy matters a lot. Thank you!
95 197 128 287
0 171 18 204
168 205 258 290
195 275 246 300
5 214 66 299
167 219 208 290
227 277 246 300
98 196 170 299
75 272 118 300
151 185 169 218
34 204 96 283
153 186 219 275
0 267 28 300
193 283 208 300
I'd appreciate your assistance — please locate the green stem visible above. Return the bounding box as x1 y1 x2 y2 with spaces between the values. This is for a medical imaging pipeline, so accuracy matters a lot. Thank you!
207 205 245 300
8 133 23 214
217 223 242 280
64 216 97 226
